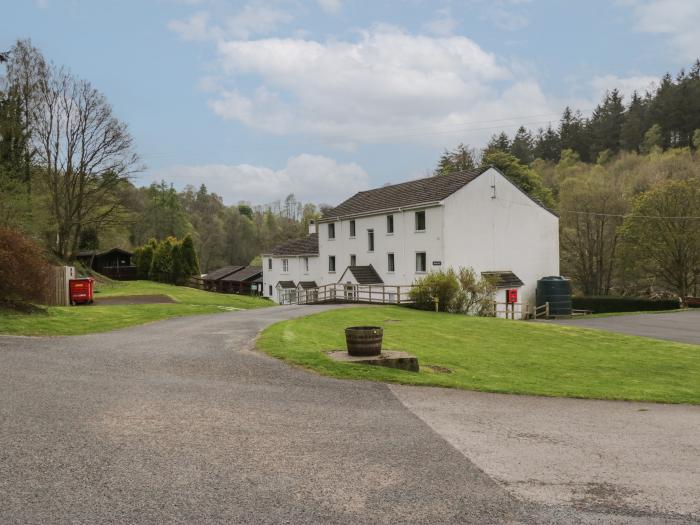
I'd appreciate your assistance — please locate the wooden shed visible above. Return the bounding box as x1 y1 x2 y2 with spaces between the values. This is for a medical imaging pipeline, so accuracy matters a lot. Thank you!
76 248 136 280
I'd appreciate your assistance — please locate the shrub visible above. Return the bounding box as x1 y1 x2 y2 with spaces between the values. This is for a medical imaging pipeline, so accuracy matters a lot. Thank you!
572 296 681 313
456 267 496 316
149 237 176 282
181 234 200 277
410 269 461 312
0 226 50 308
133 239 156 279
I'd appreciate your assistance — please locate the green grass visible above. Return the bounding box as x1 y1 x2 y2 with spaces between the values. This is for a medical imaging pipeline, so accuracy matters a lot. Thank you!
0 280 271 336
257 306 700 404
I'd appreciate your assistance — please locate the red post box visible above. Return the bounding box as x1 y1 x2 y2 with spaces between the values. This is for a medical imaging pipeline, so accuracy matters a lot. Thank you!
69 278 94 305
506 288 518 304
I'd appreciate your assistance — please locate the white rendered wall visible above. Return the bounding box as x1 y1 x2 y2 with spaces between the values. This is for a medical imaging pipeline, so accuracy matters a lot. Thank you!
262 254 320 303
441 168 560 306
317 206 445 287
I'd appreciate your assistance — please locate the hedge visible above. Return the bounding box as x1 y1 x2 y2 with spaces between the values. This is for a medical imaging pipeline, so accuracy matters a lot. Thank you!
572 296 680 313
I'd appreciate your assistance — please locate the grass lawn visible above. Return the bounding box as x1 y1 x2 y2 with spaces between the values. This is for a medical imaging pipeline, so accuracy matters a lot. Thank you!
257 306 700 404
0 280 271 336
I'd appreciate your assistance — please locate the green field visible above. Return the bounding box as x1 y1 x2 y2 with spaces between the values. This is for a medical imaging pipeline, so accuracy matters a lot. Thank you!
257 306 700 404
0 280 270 336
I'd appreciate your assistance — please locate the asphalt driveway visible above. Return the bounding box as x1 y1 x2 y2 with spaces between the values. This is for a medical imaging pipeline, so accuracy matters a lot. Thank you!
549 309 700 345
1 305 698 524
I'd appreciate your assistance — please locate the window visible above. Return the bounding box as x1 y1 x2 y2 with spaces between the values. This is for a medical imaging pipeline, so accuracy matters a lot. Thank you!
386 215 394 234
267 258 272 270
268 285 272 296
416 252 427 272
328 223 335 239
329 255 336 272
368 229 375 252
349 220 356 238
303 257 309 272
282 259 289 272
350 254 356 266
387 253 395 272
415 210 426 231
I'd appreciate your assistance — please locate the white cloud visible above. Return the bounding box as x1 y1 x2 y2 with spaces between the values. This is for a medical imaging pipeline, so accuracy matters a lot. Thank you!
226 3 293 39
153 154 369 205
168 2 293 42
168 11 218 41
590 74 658 101
624 0 700 62
422 8 458 36
206 26 557 145
316 0 342 14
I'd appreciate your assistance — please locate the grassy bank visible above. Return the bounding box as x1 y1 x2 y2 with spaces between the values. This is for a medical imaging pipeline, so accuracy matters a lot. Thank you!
0 280 270 336
257 306 700 404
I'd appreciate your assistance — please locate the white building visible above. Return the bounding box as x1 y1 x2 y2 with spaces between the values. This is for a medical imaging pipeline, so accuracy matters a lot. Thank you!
262 167 559 306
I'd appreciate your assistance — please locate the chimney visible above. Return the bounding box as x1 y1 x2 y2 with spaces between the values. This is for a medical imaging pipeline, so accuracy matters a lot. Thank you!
308 220 317 235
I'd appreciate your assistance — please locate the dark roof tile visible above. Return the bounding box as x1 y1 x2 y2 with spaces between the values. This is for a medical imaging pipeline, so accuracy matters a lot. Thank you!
346 265 383 285
482 271 524 288
322 167 488 219
268 233 319 256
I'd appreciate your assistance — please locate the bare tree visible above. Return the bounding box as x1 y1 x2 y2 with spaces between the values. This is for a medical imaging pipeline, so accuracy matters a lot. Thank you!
30 62 140 259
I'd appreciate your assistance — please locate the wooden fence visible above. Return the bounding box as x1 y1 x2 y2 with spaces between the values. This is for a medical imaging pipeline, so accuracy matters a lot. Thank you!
45 266 73 306
287 283 416 305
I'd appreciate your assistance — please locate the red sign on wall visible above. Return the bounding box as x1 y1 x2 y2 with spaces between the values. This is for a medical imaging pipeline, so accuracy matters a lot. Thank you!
506 288 518 304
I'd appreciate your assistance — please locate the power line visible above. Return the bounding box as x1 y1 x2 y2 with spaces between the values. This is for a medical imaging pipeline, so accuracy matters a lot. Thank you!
559 209 700 219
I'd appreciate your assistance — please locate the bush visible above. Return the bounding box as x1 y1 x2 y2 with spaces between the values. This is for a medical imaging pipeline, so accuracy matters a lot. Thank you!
410 267 496 315
149 237 176 282
572 296 681 313
0 227 50 308
410 269 461 312
133 239 156 279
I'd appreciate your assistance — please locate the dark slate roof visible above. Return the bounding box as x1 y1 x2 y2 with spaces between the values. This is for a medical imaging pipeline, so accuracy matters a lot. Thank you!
297 281 318 289
203 265 244 282
268 233 319 256
481 271 524 288
348 265 383 285
322 167 489 220
276 280 296 289
76 248 133 258
220 266 262 282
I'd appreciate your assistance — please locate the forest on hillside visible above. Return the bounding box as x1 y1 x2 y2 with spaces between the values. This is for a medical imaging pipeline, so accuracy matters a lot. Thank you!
0 40 321 273
435 60 700 298
1 38 699 297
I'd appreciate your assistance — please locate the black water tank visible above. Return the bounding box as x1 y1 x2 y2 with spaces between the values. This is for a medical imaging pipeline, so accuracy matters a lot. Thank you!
536 276 572 317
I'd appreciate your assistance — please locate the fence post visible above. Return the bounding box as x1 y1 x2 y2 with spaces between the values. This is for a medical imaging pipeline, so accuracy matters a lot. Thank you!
396 286 401 304
546 301 550 319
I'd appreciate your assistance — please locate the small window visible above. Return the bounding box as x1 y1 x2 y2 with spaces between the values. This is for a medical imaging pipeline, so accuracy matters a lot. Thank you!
267 258 272 270
386 215 394 234
349 220 356 238
415 211 426 231
328 223 335 239
303 257 309 272
268 285 272 296
387 253 395 272
282 259 289 272
350 254 356 266
329 255 336 272
368 229 374 252
416 252 427 272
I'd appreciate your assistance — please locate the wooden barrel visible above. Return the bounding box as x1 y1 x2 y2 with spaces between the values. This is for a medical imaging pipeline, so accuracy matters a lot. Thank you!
345 326 383 356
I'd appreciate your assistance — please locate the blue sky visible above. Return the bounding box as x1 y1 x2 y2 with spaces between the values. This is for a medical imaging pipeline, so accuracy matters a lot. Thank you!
2 0 699 205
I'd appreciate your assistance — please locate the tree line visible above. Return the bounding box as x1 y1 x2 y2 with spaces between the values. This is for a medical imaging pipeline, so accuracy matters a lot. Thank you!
0 39 319 274
435 60 700 298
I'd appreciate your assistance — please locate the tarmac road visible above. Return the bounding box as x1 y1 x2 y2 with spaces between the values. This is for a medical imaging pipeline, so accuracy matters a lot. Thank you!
1 305 697 524
548 309 700 345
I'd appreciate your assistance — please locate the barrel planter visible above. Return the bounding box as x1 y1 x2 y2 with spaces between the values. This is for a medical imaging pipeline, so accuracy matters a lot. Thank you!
345 326 383 356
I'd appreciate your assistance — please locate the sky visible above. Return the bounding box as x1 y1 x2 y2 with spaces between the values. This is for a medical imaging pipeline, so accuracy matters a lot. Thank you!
2 0 699 206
